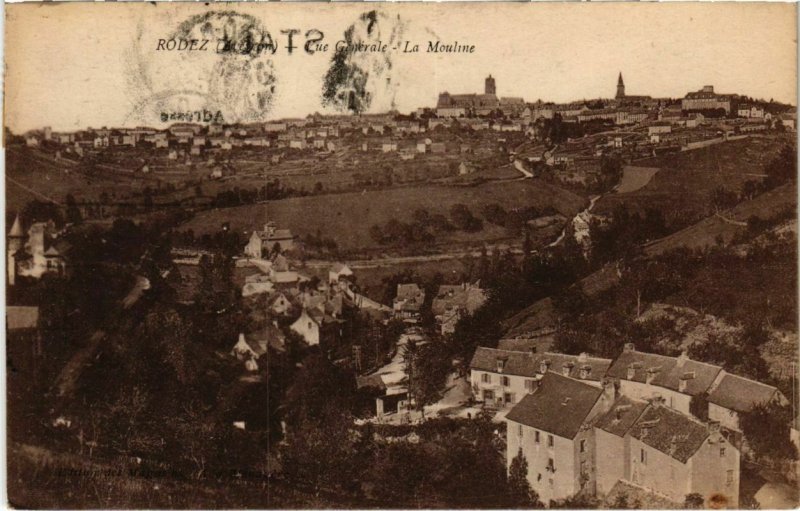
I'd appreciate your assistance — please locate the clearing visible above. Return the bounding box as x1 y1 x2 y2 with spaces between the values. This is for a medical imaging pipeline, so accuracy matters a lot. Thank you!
180 179 586 253
615 166 660 193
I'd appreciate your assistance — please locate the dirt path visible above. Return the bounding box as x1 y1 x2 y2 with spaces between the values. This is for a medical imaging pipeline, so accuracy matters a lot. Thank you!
53 275 150 398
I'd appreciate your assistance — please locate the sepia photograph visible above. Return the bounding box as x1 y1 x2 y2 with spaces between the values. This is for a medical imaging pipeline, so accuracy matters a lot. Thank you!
3 2 799 508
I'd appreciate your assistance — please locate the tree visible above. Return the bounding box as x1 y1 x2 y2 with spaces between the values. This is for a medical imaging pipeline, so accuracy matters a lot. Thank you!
404 341 452 417
740 401 798 461
710 186 738 213
65 194 82 225
684 493 704 509
509 448 542 507
450 204 482 232
764 145 796 188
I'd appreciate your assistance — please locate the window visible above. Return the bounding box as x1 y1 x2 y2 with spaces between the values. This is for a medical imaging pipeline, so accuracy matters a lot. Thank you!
535 431 540 444
720 447 726 457
481 373 491 384
726 470 734 485
504 393 514 404
547 458 555 472
307 322 312 330
524 379 535 391
518 424 523 437
547 435 554 448
640 449 647 465
501 376 510 387
580 439 586 453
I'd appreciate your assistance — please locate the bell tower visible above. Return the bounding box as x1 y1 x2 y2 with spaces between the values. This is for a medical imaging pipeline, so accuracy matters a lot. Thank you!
485 74 496 95
616 72 625 99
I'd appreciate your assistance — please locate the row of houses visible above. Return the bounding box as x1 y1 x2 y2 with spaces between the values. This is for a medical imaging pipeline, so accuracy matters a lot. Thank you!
470 342 788 506
232 256 358 372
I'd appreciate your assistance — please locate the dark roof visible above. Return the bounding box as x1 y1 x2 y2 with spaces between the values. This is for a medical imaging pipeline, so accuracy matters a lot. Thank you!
396 283 423 299
247 325 286 354
7 306 39 330
471 347 539 377
606 349 721 397
595 396 649 437
707 373 781 413
506 372 602 440
628 404 709 463
497 337 553 353
470 347 611 382
431 284 487 316
357 373 387 391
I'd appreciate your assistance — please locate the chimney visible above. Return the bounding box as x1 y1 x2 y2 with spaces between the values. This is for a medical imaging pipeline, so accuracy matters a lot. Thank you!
708 420 721 434
649 395 665 408
669 436 678 455
540 359 550 374
623 343 636 353
601 378 617 409
579 365 591 380
677 350 689 368
562 361 575 376
678 371 695 393
646 367 660 385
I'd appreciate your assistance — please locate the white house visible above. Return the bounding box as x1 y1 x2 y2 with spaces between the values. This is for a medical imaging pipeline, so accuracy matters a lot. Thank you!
290 309 321 346
506 373 616 504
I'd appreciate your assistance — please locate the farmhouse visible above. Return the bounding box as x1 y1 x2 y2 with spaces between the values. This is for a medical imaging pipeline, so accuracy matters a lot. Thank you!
244 223 295 258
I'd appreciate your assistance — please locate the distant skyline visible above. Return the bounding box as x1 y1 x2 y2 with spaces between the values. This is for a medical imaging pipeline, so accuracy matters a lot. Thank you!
5 2 796 132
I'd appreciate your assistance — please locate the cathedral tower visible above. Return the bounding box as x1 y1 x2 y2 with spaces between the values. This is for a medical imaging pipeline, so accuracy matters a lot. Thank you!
485 74 496 95
616 72 625 99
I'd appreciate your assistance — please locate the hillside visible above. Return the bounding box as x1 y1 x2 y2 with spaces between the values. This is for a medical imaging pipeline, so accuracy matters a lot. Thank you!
181 179 587 253
596 135 792 224
504 182 797 337
644 182 795 256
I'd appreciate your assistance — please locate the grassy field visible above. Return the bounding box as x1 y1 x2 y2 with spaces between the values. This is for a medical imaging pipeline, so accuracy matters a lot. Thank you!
615 166 660 193
644 182 796 256
596 135 792 223
181 180 586 253
5 148 151 210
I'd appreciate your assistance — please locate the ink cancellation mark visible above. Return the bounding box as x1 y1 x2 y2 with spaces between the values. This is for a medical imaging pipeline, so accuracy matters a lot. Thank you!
126 11 279 125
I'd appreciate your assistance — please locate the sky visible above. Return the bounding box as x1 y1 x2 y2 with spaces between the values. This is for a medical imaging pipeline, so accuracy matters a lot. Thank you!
4 2 797 132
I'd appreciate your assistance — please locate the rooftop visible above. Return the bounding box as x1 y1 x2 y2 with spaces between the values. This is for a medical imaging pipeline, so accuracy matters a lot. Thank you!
506 372 602 440
707 373 782 413
606 347 722 397
595 395 649 438
470 346 611 382
628 403 710 463
7 306 39 330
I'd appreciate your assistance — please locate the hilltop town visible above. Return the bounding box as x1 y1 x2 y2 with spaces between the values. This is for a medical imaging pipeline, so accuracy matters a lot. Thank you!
5 73 798 508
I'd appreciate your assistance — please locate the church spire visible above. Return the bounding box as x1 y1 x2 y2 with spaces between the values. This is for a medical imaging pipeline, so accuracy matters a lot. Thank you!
616 72 626 99
8 213 24 238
